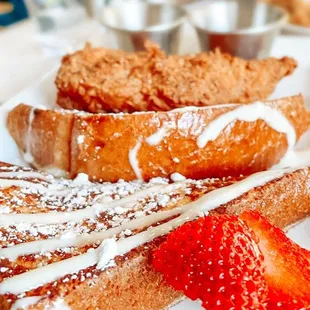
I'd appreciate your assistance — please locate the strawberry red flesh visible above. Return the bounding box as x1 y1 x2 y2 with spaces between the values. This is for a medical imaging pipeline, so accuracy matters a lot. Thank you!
240 211 310 309
153 215 268 310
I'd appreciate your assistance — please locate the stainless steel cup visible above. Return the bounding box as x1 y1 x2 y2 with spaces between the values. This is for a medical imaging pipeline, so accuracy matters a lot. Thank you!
188 0 288 59
98 2 187 54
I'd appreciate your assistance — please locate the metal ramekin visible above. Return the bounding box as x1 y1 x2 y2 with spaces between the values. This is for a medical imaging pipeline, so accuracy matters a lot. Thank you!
98 2 187 54
188 0 288 59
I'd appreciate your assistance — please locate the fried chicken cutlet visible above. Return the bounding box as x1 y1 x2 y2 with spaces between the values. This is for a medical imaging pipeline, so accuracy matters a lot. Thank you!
55 43 297 113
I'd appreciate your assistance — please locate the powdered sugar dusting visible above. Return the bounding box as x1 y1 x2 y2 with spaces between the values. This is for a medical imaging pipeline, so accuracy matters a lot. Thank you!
171 173 186 182
77 135 85 144
0 162 247 307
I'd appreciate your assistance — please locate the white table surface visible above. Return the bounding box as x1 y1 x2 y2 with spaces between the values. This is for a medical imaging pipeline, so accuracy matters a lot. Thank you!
0 18 107 103
0 20 58 103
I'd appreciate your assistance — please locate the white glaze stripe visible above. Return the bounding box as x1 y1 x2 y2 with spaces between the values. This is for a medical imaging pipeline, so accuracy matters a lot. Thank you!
11 296 43 310
0 178 81 198
130 102 296 181
0 184 177 227
23 107 35 164
146 125 171 146
0 167 297 295
0 184 181 259
0 171 53 182
0 179 48 191
0 206 183 260
45 298 71 310
272 149 310 169
1 251 98 296
0 209 93 227
129 138 143 180
196 102 296 152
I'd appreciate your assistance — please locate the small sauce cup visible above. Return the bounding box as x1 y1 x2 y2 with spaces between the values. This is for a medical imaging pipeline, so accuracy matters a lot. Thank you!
98 2 187 54
188 0 288 59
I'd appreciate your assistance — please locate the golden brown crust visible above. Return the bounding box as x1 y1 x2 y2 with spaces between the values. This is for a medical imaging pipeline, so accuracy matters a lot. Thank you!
0 164 309 310
214 168 310 228
7 105 74 173
6 95 310 182
55 45 297 113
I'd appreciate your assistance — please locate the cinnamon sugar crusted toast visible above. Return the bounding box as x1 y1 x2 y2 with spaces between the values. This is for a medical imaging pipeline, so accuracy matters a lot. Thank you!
0 162 310 310
55 44 297 113
7 95 310 182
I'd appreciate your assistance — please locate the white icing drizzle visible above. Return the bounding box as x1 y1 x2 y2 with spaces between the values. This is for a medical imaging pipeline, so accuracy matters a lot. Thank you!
0 184 176 227
23 107 35 164
146 125 171 146
0 167 297 295
170 172 186 182
171 103 238 113
11 296 42 310
97 238 117 269
95 183 167 205
72 173 89 185
128 138 143 180
0 179 48 191
272 149 310 169
129 102 297 181
0 209 93 228
196 102 296 154
0 171 53 182
1 250 98 295
0 178 81 199
39 167 68 178
0 200 182 259
45 298 71 310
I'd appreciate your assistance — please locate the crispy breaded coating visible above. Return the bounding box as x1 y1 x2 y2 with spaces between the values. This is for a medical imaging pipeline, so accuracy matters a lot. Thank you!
55 43 297 113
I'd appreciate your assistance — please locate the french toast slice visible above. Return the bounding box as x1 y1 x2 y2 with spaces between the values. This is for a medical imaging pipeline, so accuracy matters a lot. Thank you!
7 95 310 182
55 44 297 113
0 162 309 310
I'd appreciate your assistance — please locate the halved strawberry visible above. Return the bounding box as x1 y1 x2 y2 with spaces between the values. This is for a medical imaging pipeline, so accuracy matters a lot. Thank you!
240 211 310 309
153 215 268 309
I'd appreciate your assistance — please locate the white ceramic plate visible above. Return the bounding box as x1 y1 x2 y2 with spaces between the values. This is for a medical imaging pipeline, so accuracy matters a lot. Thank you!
0 37 309 309
283 24 310 36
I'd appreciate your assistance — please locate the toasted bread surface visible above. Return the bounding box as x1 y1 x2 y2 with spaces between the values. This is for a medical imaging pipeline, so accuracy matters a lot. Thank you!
7 95 310 182
0 162 309 310
7 105 74 174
